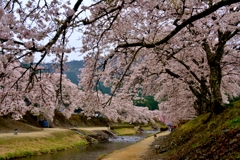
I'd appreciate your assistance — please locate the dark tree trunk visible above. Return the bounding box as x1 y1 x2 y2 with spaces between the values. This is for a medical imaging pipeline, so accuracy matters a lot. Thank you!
208 60 225 115
203 42 225 115
202 30 237 116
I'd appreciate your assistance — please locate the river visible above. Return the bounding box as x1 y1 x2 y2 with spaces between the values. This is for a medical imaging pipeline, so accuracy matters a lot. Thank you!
19 131 156 160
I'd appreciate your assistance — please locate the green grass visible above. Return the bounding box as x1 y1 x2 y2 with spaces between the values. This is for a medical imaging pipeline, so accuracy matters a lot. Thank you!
226 116 240 128
141 125 152 130
0 130 88 159
112 128 136 136
109 124 138 135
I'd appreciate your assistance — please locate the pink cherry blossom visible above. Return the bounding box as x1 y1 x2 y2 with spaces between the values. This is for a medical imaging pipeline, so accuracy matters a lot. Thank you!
0 0 239 124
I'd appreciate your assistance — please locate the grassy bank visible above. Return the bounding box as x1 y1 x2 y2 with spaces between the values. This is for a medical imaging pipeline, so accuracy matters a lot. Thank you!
0 129 88 159
109 124 136 136
145 101 240 160
112 128 137 136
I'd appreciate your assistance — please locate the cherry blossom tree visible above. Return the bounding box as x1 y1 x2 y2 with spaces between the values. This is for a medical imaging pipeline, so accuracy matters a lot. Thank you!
79 91 159 123
0 0 239 123
0 58 84 120
80 0 240 123
0 0 84 120
0 0 157 122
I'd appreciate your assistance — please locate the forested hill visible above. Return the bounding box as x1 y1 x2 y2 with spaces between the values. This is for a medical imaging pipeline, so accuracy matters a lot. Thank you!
64 60 84 85
42 60 84 85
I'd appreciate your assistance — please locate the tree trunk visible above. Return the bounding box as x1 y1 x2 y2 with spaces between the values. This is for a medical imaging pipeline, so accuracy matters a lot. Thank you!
203 39 226 115
209 63 225 115
202 30 239 116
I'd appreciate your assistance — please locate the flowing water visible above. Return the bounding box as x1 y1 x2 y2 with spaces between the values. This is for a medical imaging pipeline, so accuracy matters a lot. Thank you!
20 131 157 160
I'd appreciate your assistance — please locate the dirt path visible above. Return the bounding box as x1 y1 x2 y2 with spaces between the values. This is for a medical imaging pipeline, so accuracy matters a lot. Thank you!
77 127 109 131
0 127 109 138
102 131 170 160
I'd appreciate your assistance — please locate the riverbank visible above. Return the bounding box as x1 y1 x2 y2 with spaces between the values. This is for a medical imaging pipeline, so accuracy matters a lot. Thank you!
0 128 88 159
0 112 167 159
142 103 240 160
0 126 141 159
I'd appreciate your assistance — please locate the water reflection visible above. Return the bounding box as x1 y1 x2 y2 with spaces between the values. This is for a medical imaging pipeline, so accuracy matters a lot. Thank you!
108 136 142 142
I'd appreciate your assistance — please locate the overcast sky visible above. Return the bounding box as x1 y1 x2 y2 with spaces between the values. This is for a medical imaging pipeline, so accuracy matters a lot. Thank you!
35 0 92 63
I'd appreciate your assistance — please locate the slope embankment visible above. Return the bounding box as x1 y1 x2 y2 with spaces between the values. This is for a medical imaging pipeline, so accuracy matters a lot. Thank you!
0 111 109 133
142 103 240 160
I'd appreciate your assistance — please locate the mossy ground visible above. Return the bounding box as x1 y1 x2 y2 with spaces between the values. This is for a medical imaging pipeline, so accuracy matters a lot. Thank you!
143 102 240 160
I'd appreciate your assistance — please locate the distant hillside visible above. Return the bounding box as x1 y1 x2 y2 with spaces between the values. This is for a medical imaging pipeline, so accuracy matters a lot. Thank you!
65 60 84 85
41 60 84 85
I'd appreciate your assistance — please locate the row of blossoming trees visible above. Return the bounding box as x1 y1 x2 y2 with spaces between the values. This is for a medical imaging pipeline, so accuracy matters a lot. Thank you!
0 0 240 124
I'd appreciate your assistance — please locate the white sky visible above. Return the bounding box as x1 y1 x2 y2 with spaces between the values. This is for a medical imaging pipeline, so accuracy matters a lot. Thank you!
35 0 93 63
